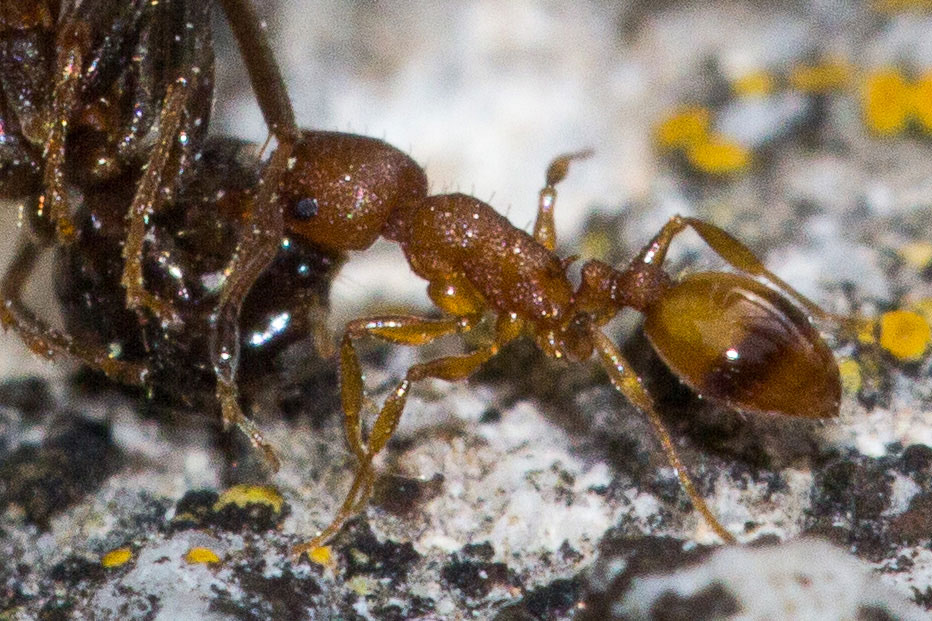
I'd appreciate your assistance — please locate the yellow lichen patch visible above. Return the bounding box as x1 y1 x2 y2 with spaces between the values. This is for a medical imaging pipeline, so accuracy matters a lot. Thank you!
213 484 284 514
101 547 133 568
911 71 932 132
899 241 932 270
307 545 334 567
686 136 751 175
789 60 852 93
184 546 221 565
838 359 863 394
879 309 931 361
732 71 776 97
863 69 912 136
655 106 710 150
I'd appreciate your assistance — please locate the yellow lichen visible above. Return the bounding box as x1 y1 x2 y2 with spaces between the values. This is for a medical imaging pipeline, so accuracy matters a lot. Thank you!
686 136 751 175
213 484 284 514
732 71 776 97
184 547 221 565
879 309 931 361
863 69 912 136
101 547 133 568
655 106 710 150
911 71 932 132
838 359 863 394
789 60 852 93
307 545 334 567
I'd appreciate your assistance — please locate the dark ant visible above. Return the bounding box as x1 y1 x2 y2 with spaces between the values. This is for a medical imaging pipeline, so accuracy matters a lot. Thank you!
0 0 844 553
0 0 312 465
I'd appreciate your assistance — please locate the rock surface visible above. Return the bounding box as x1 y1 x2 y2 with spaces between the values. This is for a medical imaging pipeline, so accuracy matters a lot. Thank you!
2 1 932 619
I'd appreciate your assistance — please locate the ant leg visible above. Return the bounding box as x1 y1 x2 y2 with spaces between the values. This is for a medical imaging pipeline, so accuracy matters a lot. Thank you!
633 215 838 323
533 150 593 250
293 313 522 558
42 19 92 244
1 237 149 386
119 76 192 329
208 0 302 473
218 0 298 143
209 143 291 473
589 328 737 544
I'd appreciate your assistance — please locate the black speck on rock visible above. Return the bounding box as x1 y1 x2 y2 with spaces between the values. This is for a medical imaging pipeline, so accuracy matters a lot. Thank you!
442 544 514 600
855 604 901 621
48 555 105 586
166 489 220 531
805 450 895 561
371 472 444 516
495 577 582 620
340 519 420 584
210 559 323 621
578 535 716 621
890 493 932 545
0 417 121 528
898 444 932 487
168 488 289 533
0 376 54 420
650 582 742 621
373 596 436 621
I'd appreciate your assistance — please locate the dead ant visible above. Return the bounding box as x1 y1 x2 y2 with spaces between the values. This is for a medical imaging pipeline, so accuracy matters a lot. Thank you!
0 0 310 465
0 0 844 553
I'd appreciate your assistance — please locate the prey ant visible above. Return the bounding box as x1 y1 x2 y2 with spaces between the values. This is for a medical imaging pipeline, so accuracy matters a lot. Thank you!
0 0 844 553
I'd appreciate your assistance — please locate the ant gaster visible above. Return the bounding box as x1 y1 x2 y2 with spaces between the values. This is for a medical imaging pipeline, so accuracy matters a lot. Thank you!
0 0 842 552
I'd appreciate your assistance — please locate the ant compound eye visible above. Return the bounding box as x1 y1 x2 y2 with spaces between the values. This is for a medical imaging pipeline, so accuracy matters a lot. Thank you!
293 197 319 220
643 272 840 419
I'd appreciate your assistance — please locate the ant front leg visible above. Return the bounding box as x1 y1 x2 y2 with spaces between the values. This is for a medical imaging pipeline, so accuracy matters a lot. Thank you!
208 0 300 471
293 287 523 557
589 328 737 544
0 235 149 386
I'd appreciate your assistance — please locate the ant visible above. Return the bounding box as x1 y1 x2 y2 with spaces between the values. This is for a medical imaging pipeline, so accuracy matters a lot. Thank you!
0 0 844 553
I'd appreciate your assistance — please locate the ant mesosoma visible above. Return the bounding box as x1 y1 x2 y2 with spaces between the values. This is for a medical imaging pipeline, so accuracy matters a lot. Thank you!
0 0 844 553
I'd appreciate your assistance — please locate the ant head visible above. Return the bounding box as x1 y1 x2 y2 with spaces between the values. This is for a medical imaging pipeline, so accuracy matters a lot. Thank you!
278 131 428 252
643 271 841 419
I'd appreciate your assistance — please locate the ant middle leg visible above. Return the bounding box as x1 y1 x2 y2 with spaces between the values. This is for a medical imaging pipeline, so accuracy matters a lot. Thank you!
533 150 592 251
590 328 737 543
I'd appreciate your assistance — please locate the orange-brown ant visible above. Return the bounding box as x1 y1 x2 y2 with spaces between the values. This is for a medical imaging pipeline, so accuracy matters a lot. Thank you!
0 0 844 553
267 136 842 554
